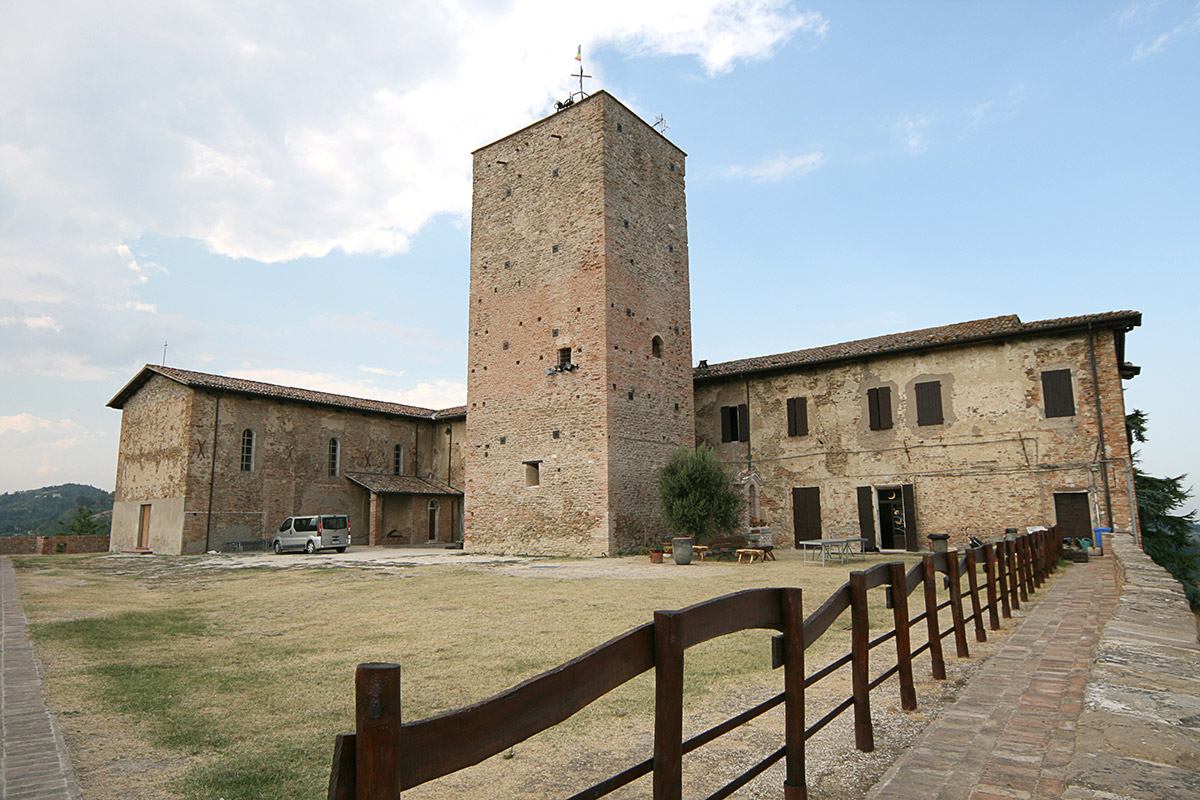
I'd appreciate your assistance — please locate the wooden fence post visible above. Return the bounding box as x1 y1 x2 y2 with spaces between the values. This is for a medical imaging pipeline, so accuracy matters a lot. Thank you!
1017 536 1031 602
922 555 946 680
849 572 874 752
981 544 1000 630
1006 539 1021 611
995 542 1011 620
946 552 969 659
888 562 918 710
653 610 685 800
964 549 986 643
781 588 808 800
356 663 402 800
1030 532 1044 589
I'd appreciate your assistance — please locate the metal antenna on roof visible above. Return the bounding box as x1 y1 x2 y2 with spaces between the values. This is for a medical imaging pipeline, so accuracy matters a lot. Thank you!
653 114 669 134
162 341 168 366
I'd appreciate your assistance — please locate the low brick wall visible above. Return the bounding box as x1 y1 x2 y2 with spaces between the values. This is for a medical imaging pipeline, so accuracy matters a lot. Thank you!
1066 530 1200 797
0 534 110 555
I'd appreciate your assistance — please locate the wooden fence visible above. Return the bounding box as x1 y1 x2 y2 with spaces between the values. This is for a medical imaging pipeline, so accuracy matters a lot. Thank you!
327 529 1062 800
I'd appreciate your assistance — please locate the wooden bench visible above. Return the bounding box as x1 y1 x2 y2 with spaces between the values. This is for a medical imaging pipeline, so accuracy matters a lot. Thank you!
707 536 751 561
736 548 764 564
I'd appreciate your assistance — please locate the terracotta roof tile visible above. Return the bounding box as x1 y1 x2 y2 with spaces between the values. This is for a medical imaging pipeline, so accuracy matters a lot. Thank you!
694 311 1140 381
344 473 462 496
108 365 462 420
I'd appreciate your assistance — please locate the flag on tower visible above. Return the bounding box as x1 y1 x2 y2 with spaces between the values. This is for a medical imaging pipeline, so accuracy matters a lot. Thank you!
575 45 582 61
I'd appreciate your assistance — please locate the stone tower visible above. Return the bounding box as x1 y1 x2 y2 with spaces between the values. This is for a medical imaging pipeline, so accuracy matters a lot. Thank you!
464 91 694 556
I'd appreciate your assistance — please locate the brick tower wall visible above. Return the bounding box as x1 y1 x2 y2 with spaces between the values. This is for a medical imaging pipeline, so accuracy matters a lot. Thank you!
464 92 693 556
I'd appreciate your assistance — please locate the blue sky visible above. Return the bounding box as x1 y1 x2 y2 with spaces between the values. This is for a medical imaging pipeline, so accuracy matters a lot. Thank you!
1 1 1196 504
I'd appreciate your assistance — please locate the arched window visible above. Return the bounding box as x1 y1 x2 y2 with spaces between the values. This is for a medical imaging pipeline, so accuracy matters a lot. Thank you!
240 429 254 472
393 444 404 476
328 438 340 477
651 335 663 358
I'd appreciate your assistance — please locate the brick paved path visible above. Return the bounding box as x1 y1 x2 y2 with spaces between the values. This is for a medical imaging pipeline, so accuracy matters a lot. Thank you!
1 556 81 800
867 557 1118 800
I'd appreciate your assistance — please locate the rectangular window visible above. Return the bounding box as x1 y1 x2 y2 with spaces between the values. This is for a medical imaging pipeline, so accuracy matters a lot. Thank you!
1042 369 1075 417
524 460 541 487
914 381 944 426
558 347 573 370
786 396 808 436
867 387 893 430
720 404 749 443
240 429 254 472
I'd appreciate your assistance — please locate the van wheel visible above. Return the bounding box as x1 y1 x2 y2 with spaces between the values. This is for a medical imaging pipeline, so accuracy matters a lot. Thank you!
305 541 316 554
273 541 282 555
335 547 346 553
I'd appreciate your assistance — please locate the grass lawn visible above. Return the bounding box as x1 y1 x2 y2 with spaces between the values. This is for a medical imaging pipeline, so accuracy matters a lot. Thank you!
12 549 1026 800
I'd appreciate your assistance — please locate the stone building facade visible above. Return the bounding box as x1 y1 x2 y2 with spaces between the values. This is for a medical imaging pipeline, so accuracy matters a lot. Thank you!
694 312 1142 549
107 366 464 554
106 94 1145 557
464 91 694 556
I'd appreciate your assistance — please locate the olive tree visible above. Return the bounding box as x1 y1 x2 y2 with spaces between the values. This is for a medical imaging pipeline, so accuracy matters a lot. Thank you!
657 445 744 542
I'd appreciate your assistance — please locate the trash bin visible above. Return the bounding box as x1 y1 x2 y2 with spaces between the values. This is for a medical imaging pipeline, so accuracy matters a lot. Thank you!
1093 527 1111 554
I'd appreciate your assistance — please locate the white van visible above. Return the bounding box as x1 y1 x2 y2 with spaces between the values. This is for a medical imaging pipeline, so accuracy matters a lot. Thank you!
271 515 351 554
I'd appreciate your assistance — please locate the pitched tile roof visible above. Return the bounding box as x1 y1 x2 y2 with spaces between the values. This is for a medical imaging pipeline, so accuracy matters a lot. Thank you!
107 364 462 420
693 311 1141 381
344 473 463 496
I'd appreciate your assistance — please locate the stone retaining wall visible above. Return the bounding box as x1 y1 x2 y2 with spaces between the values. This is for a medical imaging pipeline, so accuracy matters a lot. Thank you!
0 534 110 555
1066 530 1200 799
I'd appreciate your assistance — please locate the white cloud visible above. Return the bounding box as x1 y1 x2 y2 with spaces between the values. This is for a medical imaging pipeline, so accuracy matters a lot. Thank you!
895 114 930 153
359 365 408 379
1131 2 1200 60
23 315 62 332
227 367 466 410
0 414 105 493
721 152 826 182
0 0 824 383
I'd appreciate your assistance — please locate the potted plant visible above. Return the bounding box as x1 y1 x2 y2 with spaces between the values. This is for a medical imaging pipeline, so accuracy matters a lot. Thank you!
649 547 664 564
658 445 745 565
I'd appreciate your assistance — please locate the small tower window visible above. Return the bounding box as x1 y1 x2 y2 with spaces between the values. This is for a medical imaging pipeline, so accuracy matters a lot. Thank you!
240 429 254 472
328 438 340 477
393 444 404 476
558 347 573 370
524 461 541 487
651 336 663 358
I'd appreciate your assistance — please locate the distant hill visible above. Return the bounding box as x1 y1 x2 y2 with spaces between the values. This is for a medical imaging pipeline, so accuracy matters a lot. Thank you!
0 484 114 536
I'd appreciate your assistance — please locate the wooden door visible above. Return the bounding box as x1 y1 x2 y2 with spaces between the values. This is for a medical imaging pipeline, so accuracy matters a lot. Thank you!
1054 493 1092 542
427 500 439 541
137 504 151 549
792 487 821 544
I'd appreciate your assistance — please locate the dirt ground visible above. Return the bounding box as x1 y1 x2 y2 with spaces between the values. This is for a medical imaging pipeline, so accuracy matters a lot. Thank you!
12 547 1040 800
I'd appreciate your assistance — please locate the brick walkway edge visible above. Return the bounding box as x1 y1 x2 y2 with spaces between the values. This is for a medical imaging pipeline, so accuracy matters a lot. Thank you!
868 534 1200 800
1 556 81 800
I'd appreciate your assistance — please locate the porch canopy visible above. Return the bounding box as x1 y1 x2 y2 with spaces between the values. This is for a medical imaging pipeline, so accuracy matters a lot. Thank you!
345 473 463 545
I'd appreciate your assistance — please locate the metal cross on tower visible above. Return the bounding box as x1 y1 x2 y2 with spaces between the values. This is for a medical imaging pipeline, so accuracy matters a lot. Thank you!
571 61 590 100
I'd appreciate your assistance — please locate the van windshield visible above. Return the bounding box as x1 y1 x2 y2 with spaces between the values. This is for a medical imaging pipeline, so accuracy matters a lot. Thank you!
321 516 348 530
294 518 319 533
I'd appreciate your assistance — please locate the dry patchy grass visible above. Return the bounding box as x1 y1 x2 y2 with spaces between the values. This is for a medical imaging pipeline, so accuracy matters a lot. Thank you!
12 550 1038 800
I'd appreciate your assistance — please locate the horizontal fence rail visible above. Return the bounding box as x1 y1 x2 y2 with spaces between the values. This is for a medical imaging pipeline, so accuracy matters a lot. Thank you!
328 528 1062 800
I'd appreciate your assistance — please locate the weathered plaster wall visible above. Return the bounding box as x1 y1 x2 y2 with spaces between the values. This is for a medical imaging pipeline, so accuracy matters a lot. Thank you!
695 328 1136 548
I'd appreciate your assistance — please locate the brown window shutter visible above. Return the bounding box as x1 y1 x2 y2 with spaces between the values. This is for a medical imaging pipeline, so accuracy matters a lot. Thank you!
869 386 894 431
721 406 733 442
915 381 943 426
1042 370 1074 417
737 403 749 442
796 397 808 436
787 397 797 436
